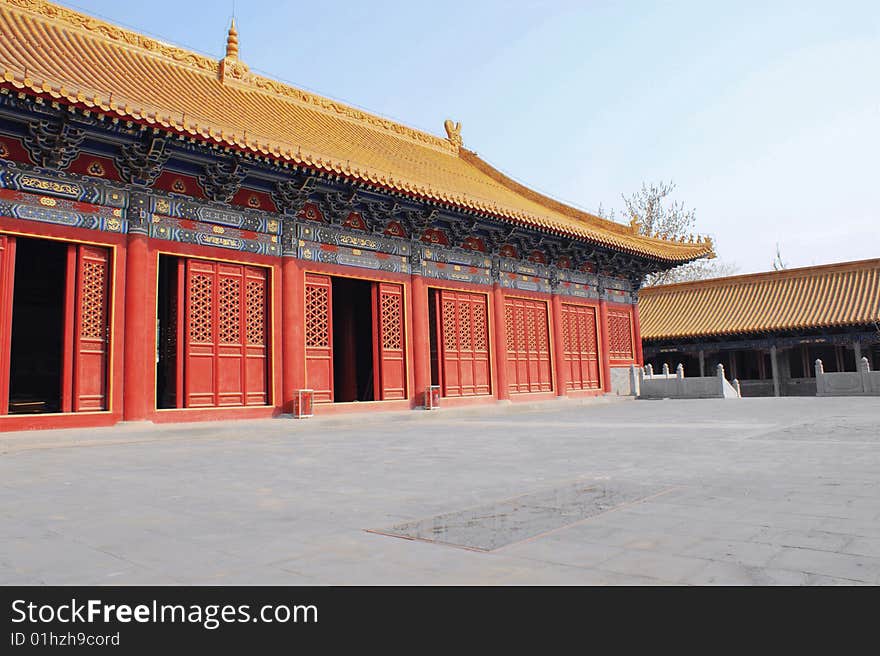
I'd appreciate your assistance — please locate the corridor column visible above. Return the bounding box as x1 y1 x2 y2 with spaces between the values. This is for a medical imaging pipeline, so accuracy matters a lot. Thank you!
410 271 430 407
492 282 510 401
632 300 644 366
770 344 780 397
282 252 305 413
550 294 568 397
123 206 151 421
599 298 612 394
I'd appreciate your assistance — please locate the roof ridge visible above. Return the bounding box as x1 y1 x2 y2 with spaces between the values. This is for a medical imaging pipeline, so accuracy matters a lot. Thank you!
641 257 880 295
3 0 456 153
0 0 715 263
460 149 712 250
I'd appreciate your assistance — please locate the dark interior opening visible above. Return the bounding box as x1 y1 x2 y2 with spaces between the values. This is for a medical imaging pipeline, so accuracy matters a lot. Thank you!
156 255 179 409
428 288 441 387
8 237 67 413
331 277 375 402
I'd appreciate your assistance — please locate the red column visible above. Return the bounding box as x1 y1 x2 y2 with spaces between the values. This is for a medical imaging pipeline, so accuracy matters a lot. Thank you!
551 294 567 397
492 284 510 400
282 256 305 413
632 301 644 366
123 233 151 421
0 236 16 416
598 299 612 394
410 274 430 407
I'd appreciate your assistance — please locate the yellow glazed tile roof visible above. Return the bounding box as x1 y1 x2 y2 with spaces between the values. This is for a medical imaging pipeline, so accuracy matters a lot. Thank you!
0 0 713 263
639 259 880 341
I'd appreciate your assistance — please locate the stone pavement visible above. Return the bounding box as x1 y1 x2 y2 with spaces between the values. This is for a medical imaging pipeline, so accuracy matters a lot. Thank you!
1 396 879 585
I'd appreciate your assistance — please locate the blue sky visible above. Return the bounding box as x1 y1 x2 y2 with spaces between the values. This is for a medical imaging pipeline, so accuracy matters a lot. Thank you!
59 0 879 273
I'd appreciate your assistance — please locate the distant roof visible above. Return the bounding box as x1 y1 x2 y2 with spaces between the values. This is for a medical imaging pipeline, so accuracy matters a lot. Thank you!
640 259 880 341
0 0 713 264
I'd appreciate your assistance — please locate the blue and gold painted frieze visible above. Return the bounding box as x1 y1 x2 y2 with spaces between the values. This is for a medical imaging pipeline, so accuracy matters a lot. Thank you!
421 246 492 285
150 196 281 236
298 223 410 258
150 214 280 256
556 268 599 300
497 256 553 293
298 238 410 274
0 187 126 233
0 161 127 208
602 276 633 304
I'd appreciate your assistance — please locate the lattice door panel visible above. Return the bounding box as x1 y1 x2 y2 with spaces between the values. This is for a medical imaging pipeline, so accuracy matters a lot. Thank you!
562 303 601 390
438 290 491 397
504 297 552 394
376 282 406 400
608 309 635 361
73 245 111 411
183 259 269 407
243 268 268 406
304 273 333 402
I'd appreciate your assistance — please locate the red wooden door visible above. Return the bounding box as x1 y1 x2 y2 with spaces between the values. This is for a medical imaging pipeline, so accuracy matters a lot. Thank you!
184 259 218 407
72 245 111 411
304 273 333 402
504 297 552 394
376 282 406 400
608 308 635 362
0 235 15 415
438 290 490 397
562 303 601 390
243 267 268 406
183 259 268 408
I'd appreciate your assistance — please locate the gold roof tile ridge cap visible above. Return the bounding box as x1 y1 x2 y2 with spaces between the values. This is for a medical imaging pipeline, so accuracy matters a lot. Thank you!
459 148 713 256
6 0 454 153
240 70 456 154
641 257 880 295
4 0 220 74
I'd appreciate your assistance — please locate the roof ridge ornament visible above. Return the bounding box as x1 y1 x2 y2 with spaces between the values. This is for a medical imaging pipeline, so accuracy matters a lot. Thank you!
226 18 239 60
444 119 463 149
219 18 249 84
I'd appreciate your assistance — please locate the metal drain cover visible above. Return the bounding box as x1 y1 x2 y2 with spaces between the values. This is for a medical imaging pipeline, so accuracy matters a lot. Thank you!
369 480 669 551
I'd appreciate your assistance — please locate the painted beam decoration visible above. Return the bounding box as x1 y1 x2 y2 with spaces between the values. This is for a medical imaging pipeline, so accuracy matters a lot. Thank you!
0 186 125 233
422 246 492 286
556 267 600 300
297 222 412 274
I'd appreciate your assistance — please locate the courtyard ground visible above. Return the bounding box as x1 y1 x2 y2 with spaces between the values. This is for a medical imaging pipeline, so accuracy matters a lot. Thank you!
1 396 879 585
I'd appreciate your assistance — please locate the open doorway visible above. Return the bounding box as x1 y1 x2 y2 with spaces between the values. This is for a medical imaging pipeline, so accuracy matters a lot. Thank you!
331 277 375 402
304 273 406 403
7 237 67 413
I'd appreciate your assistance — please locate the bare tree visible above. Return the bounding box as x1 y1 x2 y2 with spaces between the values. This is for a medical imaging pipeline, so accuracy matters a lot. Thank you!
598 181 737 286
772 243 788 271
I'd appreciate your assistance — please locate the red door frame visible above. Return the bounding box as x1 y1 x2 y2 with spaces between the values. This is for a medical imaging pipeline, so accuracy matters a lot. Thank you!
0 235 15 415
0 220 123 429
561 301 601 391
72 244 112 412
375 281 406 400
181 257 270 408
304 272 334 403
504 295 553 394
435 288 491 397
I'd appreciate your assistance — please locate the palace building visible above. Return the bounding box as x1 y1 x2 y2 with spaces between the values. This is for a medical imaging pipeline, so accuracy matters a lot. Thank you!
640 259 880 397
0 0 711 431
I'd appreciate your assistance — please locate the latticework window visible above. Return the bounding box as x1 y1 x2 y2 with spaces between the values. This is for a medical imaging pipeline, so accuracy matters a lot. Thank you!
442 299 457 351
218 276 241 344
246 277 266 345
79 259 107 339
188 273 213 343
380 292 402 350
608 310 634 360
472 301 487 352
305 284 329 348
